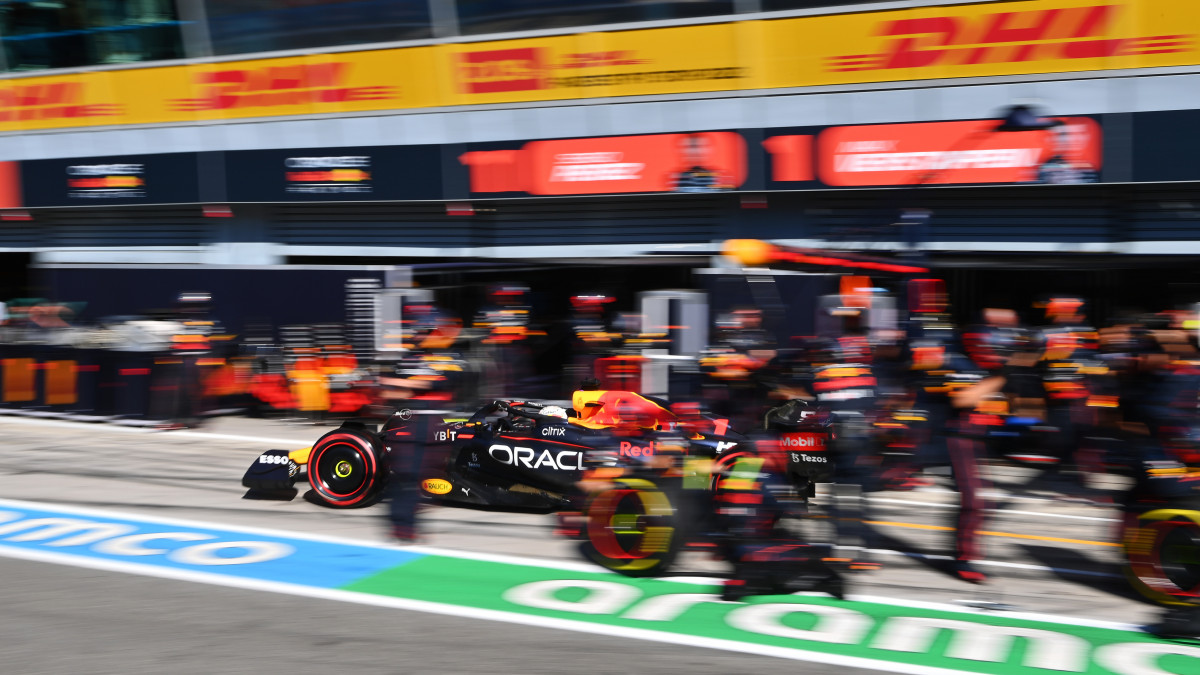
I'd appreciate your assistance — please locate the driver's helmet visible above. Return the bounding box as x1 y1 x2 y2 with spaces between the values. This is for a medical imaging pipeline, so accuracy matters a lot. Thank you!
539 405 569 420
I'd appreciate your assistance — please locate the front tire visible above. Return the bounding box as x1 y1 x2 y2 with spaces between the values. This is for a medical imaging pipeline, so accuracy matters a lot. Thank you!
307 428 387 508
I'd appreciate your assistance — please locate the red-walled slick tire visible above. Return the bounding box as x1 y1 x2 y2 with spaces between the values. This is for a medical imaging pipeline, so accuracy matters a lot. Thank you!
307 429 387 508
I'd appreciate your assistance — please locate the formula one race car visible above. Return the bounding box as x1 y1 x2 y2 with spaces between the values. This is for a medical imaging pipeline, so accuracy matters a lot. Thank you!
240 389 753 511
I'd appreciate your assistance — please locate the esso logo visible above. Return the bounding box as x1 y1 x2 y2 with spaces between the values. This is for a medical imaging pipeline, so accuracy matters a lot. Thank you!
781 433 825 449
488 444 583 471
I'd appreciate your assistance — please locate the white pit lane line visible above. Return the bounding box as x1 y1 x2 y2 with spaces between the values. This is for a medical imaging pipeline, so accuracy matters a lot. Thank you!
0 415 316 447
869 496 1121 522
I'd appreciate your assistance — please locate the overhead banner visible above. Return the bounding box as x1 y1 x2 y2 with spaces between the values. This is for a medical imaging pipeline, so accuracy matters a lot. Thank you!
0 0 1194 133
459 118 1104 198
47 109 1200 205
224 145 443 202
8 116 1115 207
458 132 748 195
816 117 1102 187
21 153 202 207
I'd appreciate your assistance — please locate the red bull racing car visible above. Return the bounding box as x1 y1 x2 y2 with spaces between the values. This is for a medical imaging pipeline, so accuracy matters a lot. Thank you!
241 389 786 511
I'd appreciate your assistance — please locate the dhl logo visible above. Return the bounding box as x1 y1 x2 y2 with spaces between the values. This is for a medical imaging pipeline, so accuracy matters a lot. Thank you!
828 5 1192 72
0 82 121 122
286 169 370 182
458 48 546 94
169 63 395 111
68 176 144 188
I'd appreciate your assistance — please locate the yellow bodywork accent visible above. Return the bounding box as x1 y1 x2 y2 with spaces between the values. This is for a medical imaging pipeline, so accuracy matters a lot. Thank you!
822 367 870 378
289 447 313 466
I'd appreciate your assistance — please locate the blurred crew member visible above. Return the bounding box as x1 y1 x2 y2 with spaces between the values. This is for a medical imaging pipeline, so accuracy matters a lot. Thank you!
716 439 845 602
799 309 879 564
474 283 540 399
1036 296 1100 483
385 410 435 543
565 292 620 396
699 307 777 431
963 307 1026 373
378 306 471 408
908 334 1000 583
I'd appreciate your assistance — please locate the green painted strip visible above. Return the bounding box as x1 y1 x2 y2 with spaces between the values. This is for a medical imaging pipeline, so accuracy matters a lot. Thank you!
343 556 1200 675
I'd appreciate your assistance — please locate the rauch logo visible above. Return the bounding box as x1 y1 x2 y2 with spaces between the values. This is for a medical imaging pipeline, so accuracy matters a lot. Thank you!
827 4 1193 72
170 63 395 111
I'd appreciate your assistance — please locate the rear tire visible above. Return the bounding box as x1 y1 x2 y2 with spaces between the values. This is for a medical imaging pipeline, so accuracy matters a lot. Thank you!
579 477 683 577
308 428 387 508
1124 510 1200 606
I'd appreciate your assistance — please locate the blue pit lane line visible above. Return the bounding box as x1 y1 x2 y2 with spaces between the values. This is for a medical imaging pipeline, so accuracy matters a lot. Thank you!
0 498 425 588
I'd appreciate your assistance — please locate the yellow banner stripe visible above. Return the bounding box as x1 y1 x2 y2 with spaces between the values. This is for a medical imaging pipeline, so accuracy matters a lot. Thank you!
0 0 1194 133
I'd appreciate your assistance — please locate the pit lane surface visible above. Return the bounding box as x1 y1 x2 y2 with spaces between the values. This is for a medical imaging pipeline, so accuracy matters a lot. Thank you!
0 415 1179 674
4 555 863 675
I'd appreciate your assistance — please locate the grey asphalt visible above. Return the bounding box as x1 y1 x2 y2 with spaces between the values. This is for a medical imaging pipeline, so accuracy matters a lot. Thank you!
0 413 1165 674
0 557 845 675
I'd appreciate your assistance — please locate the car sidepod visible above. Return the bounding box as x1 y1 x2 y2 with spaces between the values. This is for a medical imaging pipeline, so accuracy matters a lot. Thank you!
423 417 598 510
